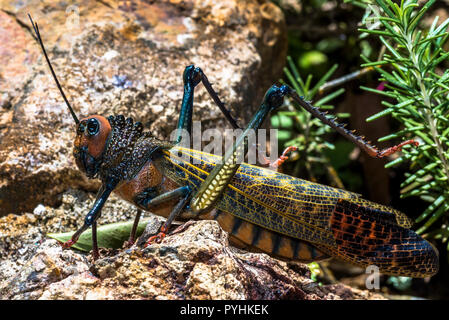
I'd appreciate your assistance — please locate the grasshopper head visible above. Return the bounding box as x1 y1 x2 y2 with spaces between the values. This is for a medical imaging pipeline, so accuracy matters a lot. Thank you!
73 115 111 178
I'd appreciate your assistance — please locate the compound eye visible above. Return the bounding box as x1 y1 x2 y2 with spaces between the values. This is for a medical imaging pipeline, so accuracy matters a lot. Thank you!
87 118 100 136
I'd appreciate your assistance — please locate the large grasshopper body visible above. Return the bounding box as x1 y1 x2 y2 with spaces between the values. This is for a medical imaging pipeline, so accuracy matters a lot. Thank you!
28 15 439 279
118 145 437 278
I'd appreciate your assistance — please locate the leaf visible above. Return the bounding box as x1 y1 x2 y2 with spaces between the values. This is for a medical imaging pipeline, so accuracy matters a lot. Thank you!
416 202 448 234
284 67 302 94
375 0 397 19
310 64 339 97
358 28 393 37
314 88 345 107
47 218 154 252
276 130 293 142
366 108 394 122
271 114 294 129
408 0 436 33
415 195 445 224
360 85 398 98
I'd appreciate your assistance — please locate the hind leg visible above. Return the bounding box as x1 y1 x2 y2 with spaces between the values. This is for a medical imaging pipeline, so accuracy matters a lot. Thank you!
190 85 291 213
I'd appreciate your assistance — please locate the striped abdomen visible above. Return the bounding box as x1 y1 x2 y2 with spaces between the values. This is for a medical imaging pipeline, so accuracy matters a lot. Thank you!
207 209 329 262
314 199 439 277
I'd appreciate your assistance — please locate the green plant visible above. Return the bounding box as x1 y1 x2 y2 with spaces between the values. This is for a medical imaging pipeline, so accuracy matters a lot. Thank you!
49 218 152 251
354 0 449 256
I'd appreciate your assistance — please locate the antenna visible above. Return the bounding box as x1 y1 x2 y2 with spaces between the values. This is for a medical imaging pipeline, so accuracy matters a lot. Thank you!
28 14 79 124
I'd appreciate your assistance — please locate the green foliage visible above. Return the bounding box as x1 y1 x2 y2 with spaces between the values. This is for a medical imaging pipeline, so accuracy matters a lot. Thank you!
48 218 151 251
273 56 349 186
307 262 322 283
386 276 413 292
355 0 449 254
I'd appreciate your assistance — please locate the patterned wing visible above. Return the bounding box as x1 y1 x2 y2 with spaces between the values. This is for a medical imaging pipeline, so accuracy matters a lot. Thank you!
314 199 438 277
162 148 344 245
161 148 437 276
163 148 413 244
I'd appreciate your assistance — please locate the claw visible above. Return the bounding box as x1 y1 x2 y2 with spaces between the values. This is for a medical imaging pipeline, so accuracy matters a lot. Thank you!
270 146 298 169
144 232 166 247
144 226 168 247
60 239 76 249
376 139 419 158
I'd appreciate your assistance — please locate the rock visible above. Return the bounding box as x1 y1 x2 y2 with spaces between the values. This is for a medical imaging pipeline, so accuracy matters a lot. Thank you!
0 0 287 215
0 219 385 300
0 189 141 265
0 239 90 299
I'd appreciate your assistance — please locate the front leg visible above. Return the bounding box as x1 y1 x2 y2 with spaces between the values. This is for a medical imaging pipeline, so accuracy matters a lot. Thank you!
61 180 118 258
91 221 99 260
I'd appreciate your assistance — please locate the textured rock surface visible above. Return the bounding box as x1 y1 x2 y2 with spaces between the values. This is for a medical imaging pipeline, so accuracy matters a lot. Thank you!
0 0 287 215
0 212 385 300
0 189 142 295
0 189 385 299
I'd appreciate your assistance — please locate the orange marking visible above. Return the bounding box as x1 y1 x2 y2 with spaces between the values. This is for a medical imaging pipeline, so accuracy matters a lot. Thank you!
232 219 254 244
74 115 112 160
215 212 235 232
115 162 163 202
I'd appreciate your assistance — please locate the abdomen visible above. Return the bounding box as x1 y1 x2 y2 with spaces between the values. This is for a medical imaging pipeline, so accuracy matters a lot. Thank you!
208 209 329 262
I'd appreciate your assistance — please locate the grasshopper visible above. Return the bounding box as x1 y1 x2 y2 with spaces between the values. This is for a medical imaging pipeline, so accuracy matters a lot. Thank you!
28 15 438 277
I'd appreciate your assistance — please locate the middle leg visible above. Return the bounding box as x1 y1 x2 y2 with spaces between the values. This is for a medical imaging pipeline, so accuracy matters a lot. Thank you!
174 65 240 144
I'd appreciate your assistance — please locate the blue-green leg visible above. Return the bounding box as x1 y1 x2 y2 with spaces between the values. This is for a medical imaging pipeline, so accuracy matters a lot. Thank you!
61 179 119 259
174 65 239 144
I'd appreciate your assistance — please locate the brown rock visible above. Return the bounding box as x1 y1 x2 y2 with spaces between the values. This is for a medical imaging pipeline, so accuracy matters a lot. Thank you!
0 189 143 266
0 0 287 215
0 218 385 300
0 239 90 299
